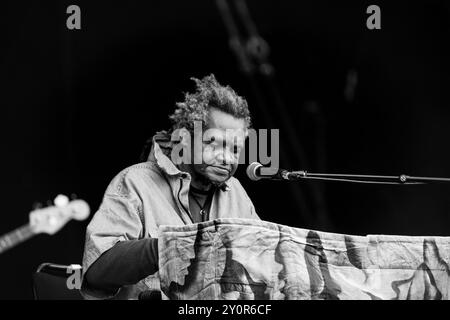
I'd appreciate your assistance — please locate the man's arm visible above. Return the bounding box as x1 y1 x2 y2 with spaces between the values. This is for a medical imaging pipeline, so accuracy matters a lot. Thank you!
81 167 158 299
84 238 159 293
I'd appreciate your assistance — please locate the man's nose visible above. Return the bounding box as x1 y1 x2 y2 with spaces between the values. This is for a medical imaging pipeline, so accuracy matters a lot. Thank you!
217 149 236 165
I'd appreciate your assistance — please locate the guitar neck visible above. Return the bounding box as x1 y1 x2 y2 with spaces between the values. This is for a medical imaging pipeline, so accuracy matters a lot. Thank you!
0 224 35 254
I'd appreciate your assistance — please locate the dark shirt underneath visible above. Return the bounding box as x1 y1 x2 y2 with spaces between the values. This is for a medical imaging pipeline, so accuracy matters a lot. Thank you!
84 238 158 295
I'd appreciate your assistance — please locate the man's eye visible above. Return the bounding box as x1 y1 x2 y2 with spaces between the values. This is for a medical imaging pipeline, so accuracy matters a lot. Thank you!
203 136 216 144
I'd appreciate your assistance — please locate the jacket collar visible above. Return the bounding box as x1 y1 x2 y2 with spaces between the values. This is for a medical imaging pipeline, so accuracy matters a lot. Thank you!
148 131 183 177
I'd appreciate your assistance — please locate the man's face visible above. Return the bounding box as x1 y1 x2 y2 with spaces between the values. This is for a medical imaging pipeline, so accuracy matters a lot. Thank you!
192 108 246 186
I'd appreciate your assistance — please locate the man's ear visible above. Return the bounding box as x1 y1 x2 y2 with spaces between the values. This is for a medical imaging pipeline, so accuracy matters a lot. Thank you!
171 127 190 145
243 128 249 139
178 127 191 148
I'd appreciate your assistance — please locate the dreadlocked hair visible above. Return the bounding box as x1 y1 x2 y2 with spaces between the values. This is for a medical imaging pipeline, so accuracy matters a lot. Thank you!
169 74 251 132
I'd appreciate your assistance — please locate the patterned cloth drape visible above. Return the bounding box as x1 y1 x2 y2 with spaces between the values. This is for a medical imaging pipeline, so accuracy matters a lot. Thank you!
157 218 450 300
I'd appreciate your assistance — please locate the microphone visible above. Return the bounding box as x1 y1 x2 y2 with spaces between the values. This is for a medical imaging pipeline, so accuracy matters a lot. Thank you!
246 162 450 185
246 162 300 181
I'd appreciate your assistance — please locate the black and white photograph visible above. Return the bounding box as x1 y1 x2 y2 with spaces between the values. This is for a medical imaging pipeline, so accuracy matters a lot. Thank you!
1 0 450 305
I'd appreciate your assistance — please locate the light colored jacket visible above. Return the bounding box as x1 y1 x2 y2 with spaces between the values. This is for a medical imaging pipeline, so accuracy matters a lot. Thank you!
81 132 259 299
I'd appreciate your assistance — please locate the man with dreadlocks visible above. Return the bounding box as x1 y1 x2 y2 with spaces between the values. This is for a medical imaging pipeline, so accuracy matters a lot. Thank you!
81 74 260 299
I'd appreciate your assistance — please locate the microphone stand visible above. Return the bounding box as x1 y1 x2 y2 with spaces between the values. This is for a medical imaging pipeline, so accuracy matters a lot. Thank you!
285 171 450 185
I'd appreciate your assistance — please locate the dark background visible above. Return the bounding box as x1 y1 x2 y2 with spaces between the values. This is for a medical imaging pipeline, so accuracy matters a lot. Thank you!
1 0 450 299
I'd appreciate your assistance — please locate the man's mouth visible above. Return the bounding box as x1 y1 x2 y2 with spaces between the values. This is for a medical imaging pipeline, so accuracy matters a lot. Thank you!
209 166 231 175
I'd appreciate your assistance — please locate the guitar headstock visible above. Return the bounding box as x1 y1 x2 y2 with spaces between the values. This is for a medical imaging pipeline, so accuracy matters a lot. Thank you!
29 195 90 235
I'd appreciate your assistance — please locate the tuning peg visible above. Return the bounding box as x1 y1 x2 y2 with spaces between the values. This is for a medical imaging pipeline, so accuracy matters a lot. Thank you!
54 194 69 207
32 202 43 210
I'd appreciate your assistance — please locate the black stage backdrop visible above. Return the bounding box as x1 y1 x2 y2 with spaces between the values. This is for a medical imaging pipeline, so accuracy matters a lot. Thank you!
1 0 450 299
